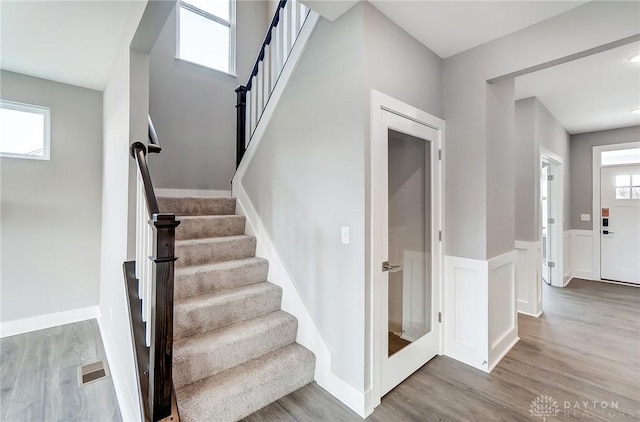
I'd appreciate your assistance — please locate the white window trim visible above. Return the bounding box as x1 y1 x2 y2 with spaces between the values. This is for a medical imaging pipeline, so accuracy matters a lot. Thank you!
175 0 237 77
0 99 51 161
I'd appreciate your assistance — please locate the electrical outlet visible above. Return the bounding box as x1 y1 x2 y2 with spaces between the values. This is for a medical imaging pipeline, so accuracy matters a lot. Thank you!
341 226 349 244
581 214 591 221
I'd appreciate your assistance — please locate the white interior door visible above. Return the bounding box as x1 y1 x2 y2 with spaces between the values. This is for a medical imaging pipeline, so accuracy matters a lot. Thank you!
377 110 442 397
600 165 640 284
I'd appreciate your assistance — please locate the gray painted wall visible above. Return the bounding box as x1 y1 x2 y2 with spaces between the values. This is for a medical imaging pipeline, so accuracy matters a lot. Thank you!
148 2 267 190
242 2 443 392
515 97 570 242
570 125 640 230
442 1 638 260
243 5 367 390
0 70 103 322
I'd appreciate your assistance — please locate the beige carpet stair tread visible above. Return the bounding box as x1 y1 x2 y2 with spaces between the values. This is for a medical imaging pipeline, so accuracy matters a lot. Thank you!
174 282 282 339
173 311 297 389
158 196 236 216
176 215 246 240
175 257 269 300
176 343 315 422
176 235 256 267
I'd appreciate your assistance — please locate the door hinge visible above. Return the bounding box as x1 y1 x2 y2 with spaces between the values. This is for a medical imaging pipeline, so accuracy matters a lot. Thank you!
439 230 442 241
548 261 555 268
438 149 442 160
438 312 442 323
548 218 555 224
547 175 554 181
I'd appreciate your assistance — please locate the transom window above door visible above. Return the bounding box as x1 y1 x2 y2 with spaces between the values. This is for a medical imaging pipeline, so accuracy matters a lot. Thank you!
615 174 640 200
177 0 236 75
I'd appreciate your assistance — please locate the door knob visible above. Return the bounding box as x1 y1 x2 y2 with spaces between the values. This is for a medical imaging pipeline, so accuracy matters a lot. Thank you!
382 261 400 272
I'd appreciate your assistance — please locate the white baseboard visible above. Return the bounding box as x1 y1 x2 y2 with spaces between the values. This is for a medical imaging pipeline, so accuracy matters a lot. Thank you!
234 182 370 418
154 188 231 198
0 305 100 338
488 334 519 372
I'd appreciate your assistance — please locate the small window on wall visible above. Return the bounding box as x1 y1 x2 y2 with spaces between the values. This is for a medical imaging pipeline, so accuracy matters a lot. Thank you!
601 148 640 166
0 100 51 160
615 174 640 200
177 0 236 75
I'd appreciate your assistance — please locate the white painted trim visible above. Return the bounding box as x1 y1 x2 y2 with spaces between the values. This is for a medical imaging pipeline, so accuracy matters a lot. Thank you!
232 11 320 190
539 146 564 288
571 229 595 280
370 90 445 407
514 240 542 317
0 306 99 338
97 315 142 422
443 255 488 372
563 230 572 285
592 141 640 282
154 188 231 198
234 182 370 418
487 250 519 371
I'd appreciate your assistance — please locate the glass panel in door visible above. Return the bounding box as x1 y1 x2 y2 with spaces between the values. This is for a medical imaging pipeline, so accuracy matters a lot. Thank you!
387 129 431 357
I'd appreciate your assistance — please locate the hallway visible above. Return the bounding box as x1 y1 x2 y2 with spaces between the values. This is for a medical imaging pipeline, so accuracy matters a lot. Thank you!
243 279 640 421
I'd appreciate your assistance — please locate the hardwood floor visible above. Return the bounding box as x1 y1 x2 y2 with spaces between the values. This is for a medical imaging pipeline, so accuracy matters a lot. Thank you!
244 278 640 421
0 319 122 421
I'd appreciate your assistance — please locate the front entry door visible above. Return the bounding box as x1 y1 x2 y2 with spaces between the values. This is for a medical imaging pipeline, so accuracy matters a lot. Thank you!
377 109 442 396
601 165 640 284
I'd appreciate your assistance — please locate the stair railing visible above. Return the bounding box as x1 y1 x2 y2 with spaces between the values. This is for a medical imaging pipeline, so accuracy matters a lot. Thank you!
235 0 310 167
128 119 180 421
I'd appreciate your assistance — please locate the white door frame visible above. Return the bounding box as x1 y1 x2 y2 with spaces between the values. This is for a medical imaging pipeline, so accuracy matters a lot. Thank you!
539 146 564 288
370 90 445 407
592 141 640 281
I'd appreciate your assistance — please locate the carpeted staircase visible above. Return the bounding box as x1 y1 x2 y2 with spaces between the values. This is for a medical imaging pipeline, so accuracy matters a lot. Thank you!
157 196 315 422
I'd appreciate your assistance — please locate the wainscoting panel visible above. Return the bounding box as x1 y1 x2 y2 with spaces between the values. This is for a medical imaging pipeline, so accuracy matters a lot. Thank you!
572 230 594 280
444 255 488 372
564 231 572 285
487 251 519 371
514 241 541 317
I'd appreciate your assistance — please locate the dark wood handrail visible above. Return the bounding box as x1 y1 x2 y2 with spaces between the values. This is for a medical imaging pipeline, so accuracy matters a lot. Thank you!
129 140 180 421
130 142 160 216
246 0 287 90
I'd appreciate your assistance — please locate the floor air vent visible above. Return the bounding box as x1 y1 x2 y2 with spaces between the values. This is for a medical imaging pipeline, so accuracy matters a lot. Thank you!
78 360 110 386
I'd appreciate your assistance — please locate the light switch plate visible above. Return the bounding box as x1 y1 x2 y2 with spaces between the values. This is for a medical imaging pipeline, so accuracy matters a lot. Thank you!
581 214 591 221
341 226 349 244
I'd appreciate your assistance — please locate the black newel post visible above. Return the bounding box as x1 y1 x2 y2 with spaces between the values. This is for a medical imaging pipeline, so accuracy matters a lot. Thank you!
235 85 248 168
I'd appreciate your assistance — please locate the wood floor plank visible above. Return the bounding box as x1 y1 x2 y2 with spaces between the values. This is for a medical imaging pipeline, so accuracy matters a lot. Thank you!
246 279 640 421
0 319 122 422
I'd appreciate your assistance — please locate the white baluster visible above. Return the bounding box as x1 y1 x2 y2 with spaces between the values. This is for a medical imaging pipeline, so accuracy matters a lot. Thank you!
294 0 302 37
263 44 271 108
144 211 153 346
283 2 293 57
271 22 280 89
299 3 307 28
256 60 263 121
245 90 252 145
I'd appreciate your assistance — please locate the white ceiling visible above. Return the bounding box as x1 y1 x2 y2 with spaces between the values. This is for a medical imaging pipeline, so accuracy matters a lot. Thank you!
0 1 136 91
515 41 640 134
369 0 587 59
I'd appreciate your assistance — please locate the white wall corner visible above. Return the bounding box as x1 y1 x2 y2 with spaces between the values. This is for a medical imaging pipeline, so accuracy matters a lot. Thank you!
233 182 370 418
0 305 100 338
571 229 595 281
515 240 542 317
97 315 142 422
487 250 519 372
443 255 489 372
154 188 231 198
